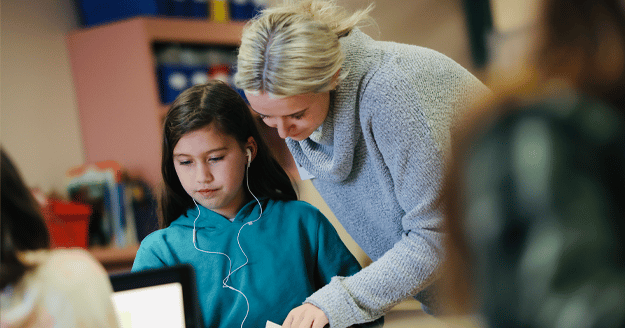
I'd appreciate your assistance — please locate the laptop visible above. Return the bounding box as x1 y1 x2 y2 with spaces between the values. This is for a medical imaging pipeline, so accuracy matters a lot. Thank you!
109 264 203 328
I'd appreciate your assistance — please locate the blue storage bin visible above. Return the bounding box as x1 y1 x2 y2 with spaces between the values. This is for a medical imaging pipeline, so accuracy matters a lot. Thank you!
230 0 253 20
158 0 207 18
189 66 210 86
170 0 189 17
158 65 211 104
190 0 209 18
158 65 190 104
79 0 162 27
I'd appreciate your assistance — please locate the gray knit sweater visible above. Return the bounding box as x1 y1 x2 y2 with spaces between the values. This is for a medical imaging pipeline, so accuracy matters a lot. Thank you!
286 30 489 327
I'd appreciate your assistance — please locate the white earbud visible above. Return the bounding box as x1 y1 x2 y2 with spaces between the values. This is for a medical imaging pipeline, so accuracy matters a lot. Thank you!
246 148 252 168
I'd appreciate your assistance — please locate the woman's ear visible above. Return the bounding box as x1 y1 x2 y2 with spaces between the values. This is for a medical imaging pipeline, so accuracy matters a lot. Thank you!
331 69 341 89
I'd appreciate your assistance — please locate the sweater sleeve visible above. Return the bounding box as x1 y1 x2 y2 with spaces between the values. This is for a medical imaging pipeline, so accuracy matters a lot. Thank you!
305 53 488 327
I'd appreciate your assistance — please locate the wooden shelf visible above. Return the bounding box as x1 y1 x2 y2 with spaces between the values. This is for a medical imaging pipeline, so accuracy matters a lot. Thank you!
143 17 246 44
89 245 139 273
74 17 246 45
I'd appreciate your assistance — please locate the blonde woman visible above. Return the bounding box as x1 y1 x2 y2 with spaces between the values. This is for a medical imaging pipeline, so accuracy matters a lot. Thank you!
235 1 489 327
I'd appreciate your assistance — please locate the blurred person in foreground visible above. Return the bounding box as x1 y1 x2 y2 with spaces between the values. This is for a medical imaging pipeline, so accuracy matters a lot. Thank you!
1 148 119 327
441 0 625 327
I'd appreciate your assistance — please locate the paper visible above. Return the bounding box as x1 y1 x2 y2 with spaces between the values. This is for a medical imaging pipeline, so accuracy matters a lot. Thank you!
296 161 315 180
266 320 282 328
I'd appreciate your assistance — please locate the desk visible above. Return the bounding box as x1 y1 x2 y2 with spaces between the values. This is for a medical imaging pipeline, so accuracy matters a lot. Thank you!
89 245 139 273
384 299 482 328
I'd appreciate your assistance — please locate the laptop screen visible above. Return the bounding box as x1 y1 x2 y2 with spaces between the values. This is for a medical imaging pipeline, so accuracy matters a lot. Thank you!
109 264 202 328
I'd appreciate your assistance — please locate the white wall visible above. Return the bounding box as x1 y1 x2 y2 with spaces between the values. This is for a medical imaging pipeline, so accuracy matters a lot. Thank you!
1 0 84 195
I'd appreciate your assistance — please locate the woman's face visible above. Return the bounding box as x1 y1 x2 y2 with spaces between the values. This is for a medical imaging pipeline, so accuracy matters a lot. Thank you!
244 91 330 141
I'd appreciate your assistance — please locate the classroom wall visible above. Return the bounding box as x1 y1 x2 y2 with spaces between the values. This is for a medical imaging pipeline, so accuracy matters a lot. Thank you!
1 0 84 195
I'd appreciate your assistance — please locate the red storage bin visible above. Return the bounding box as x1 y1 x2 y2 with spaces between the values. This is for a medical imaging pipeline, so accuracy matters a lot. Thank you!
42 199 92 248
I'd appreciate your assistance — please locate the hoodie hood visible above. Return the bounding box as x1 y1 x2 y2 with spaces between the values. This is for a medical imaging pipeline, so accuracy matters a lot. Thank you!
171 198 268 229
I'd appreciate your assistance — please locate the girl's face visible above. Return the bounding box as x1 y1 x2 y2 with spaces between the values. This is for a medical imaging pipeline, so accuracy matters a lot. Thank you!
173 123 253 219
244 91 330 141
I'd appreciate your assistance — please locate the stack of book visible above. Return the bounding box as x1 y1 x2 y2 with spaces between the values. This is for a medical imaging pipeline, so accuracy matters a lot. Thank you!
66 161 158 248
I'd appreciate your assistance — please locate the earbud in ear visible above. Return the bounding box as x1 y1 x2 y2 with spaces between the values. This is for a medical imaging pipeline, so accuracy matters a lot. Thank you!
246 149 252 168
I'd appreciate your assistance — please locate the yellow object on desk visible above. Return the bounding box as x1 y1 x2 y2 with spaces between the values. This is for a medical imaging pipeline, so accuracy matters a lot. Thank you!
210 0 230 22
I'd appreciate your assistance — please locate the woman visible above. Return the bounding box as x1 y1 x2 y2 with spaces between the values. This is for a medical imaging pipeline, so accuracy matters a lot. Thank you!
235 1 490 327
442 0 625 326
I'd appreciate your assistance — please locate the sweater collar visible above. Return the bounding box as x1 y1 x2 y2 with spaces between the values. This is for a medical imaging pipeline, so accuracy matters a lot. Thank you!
286 29 379 182
172 198 268 229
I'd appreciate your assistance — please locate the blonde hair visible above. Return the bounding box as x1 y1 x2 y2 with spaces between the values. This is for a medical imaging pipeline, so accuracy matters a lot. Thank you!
234 0 374 97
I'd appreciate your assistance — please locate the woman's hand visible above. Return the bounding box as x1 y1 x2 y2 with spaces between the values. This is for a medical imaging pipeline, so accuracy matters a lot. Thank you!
282 303 329 328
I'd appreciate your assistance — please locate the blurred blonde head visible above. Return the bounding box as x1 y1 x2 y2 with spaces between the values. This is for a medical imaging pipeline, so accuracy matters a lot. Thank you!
234 0 373 97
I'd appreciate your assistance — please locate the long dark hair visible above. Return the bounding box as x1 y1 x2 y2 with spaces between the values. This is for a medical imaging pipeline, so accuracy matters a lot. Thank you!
1 149 50 289
159 80 297 228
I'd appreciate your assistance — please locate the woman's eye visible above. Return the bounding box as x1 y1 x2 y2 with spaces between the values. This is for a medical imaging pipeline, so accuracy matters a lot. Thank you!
208 156 224 162
258 114 269 120
178 160 192 166
292 113 304 120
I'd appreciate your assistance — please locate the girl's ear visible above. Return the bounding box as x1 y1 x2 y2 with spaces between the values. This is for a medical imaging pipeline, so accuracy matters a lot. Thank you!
245 136 258 163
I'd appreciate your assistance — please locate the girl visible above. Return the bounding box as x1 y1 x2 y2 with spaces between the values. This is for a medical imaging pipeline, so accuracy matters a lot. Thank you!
131 80 376 328
235 0 490 327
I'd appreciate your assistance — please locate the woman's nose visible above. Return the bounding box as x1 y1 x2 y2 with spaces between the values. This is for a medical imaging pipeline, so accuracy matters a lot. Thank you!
275 118 293 139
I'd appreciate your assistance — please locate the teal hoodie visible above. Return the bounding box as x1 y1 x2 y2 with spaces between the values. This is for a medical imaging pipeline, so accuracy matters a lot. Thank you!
132 198 363 328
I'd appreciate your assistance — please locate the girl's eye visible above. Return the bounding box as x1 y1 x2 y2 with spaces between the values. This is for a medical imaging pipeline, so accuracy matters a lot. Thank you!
291 113 304 120
259 114 269 121
208 156 224 162
178 160 192 166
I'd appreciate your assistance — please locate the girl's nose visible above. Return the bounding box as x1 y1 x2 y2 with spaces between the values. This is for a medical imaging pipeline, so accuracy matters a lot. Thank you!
196 164 213 182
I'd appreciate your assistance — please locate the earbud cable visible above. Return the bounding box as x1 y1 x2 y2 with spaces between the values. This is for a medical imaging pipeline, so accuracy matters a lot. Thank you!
192 162 262 328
